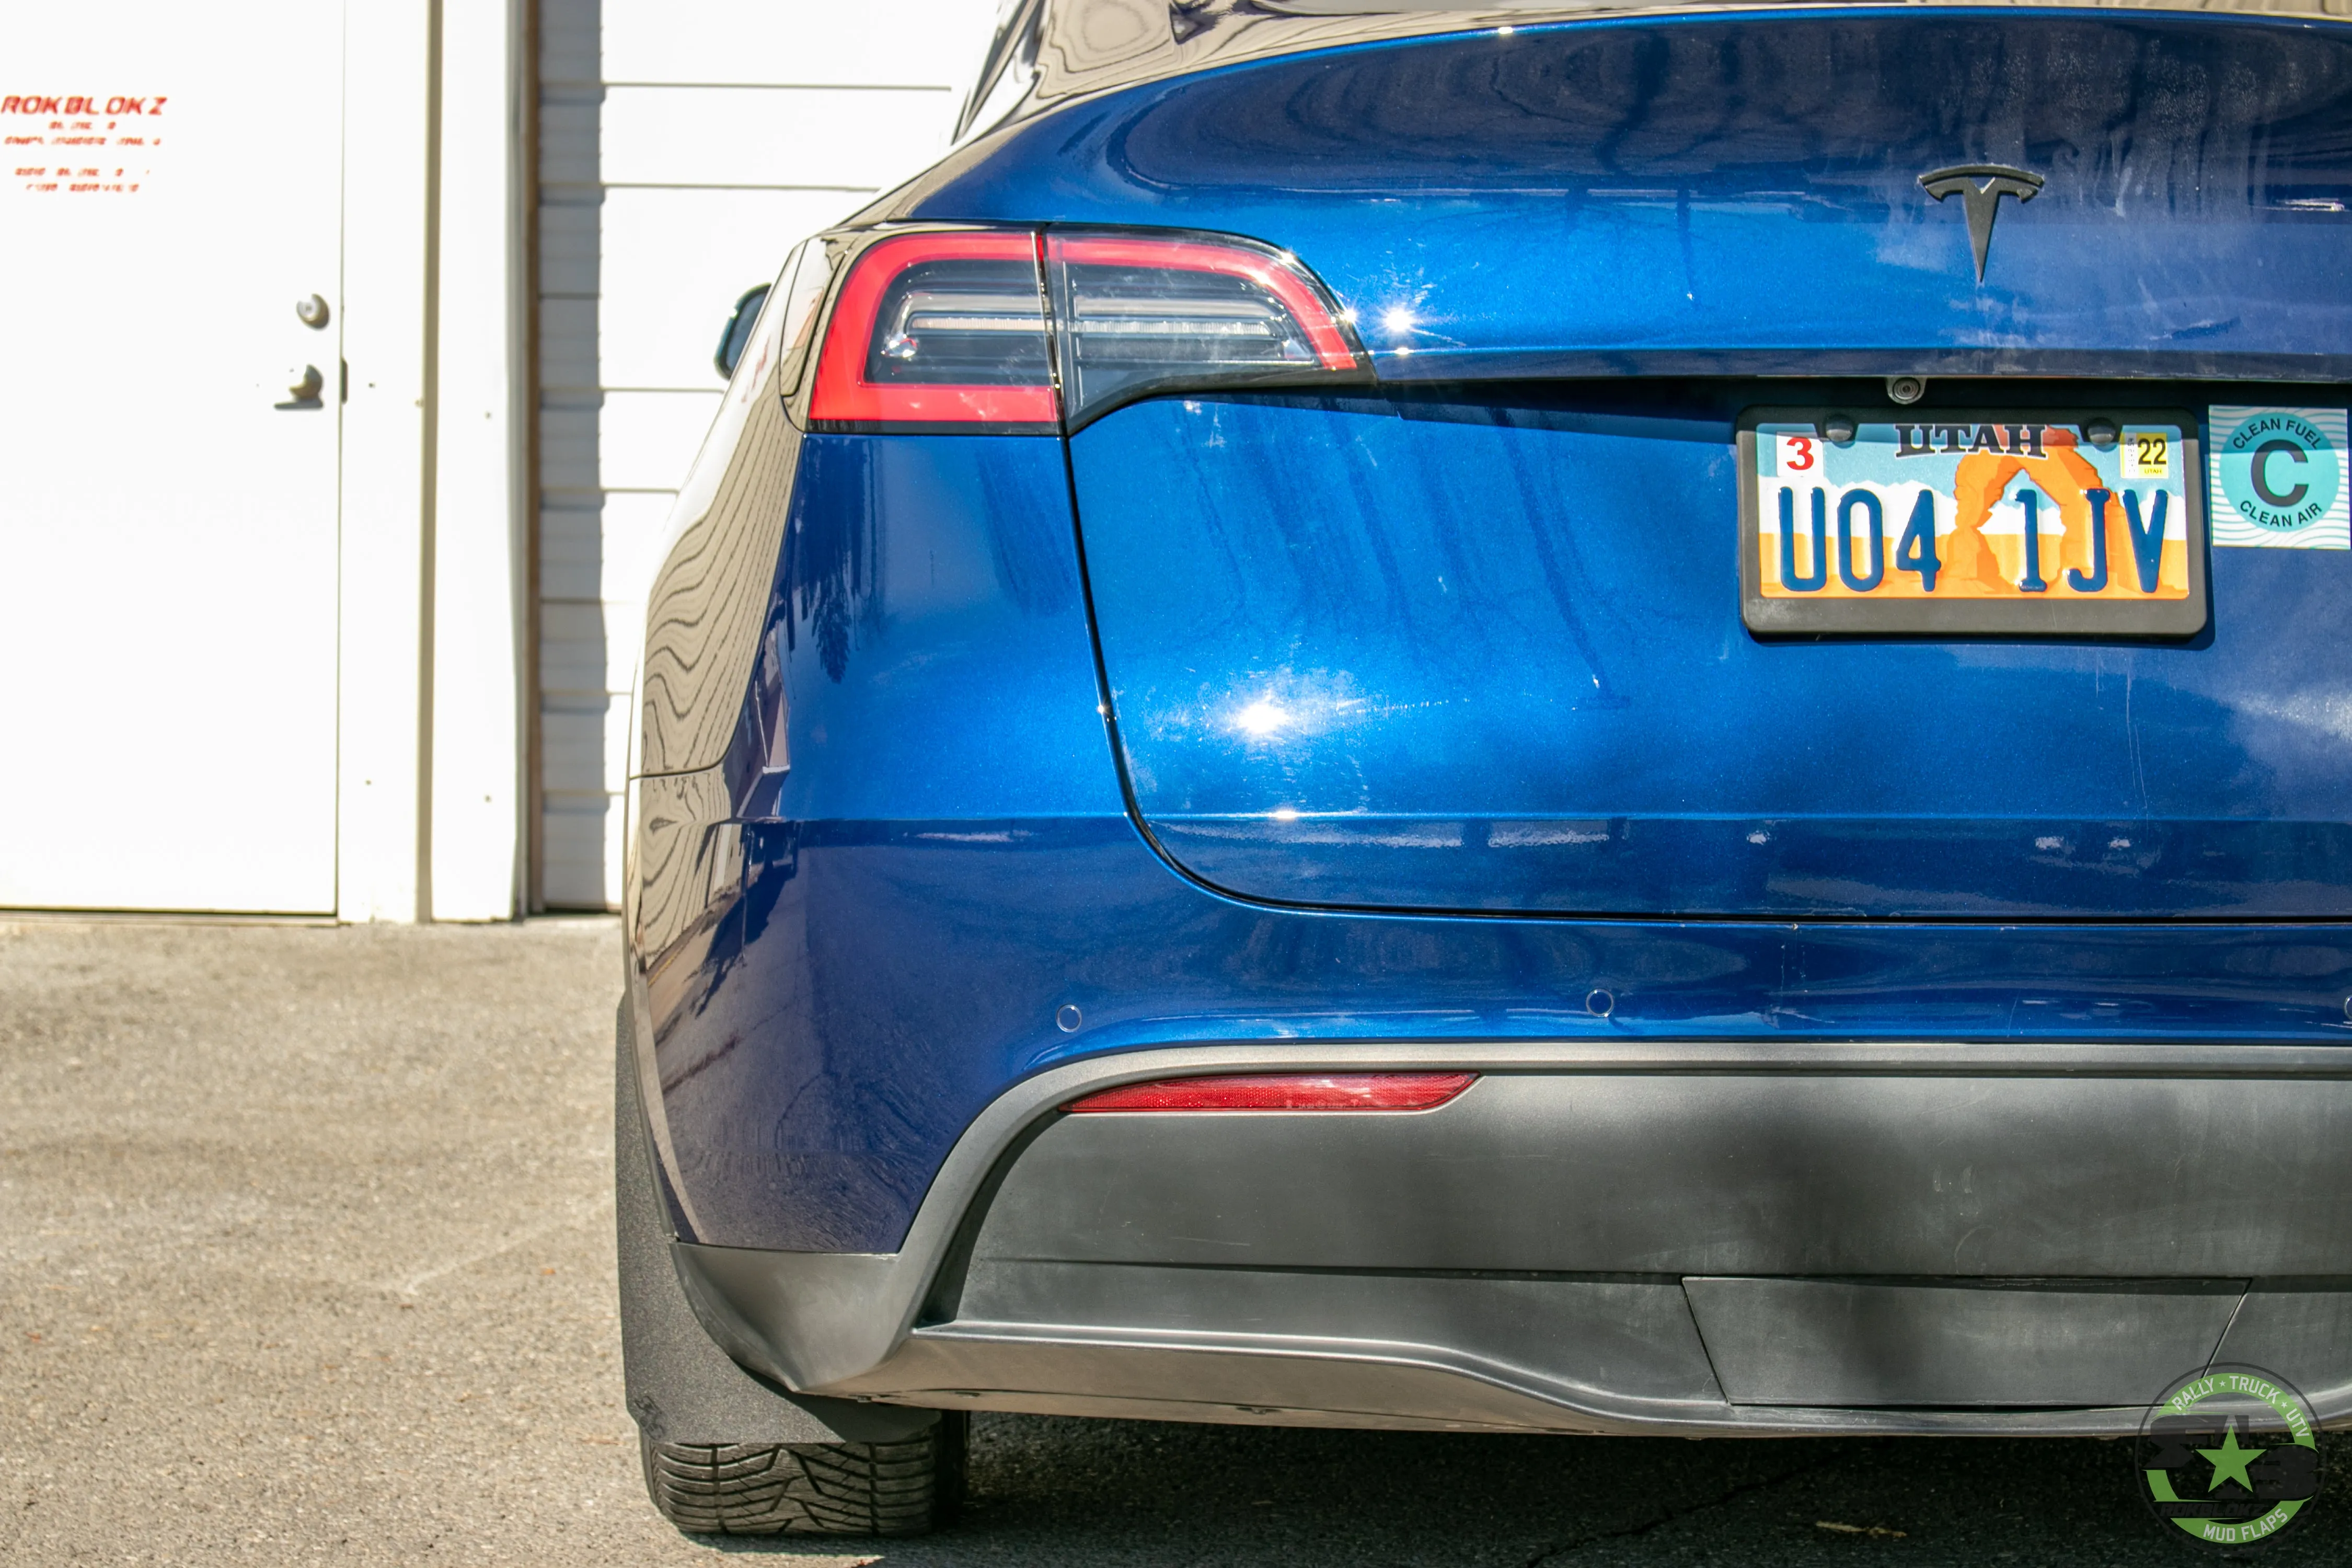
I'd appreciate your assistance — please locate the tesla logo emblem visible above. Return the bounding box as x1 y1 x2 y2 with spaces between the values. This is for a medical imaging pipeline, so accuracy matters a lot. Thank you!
1919 164 2045 282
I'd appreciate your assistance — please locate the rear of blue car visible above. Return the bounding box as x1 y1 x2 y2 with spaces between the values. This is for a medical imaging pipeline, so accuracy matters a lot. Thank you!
617 3 2352 1536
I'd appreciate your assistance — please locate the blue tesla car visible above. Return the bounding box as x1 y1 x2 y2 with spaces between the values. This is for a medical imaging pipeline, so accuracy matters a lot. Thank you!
618 0 2352 1536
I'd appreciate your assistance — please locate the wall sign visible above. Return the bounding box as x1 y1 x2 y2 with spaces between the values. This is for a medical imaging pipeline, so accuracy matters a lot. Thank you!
5 91 166 195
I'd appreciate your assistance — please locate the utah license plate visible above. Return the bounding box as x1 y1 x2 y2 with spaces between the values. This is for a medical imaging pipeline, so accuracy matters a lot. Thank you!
1738 409 2207 637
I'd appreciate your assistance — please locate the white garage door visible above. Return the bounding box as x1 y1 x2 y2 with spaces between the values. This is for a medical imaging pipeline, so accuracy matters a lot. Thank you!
0 3 343 912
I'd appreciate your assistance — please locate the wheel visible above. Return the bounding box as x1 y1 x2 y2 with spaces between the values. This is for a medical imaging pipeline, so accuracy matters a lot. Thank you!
639 1412 966 1536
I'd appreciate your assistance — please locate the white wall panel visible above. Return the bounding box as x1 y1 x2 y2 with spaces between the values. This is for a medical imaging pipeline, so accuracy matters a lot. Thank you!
603 0 999 86
541 693 636 782
540 501 604 602
601 391 725 491
541 711 610 796
538 296 601 388
599 187 868 388
538 200 600 296
601 85 955 188
540 0 601 84
535 0 999 908
539 599 618 707
539 492 675 606
596 492 680 605
540 793 621 909
537 399 601 492
537 97 603 188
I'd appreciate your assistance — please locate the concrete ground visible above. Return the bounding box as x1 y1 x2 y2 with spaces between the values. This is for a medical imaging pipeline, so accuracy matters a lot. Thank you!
1 918 2344 1567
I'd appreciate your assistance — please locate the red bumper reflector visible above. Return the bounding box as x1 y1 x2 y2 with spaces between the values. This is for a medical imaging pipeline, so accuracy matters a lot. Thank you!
1063 1071 1477 1113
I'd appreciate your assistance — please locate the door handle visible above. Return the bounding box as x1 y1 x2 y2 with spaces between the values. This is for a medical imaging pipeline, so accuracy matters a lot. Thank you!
276 364 326 409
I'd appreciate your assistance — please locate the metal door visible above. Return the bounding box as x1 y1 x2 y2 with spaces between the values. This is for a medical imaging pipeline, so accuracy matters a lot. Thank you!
0 3 343 911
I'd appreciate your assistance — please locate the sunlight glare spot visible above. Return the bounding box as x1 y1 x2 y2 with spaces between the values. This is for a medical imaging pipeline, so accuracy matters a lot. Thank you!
1235 699 1288 737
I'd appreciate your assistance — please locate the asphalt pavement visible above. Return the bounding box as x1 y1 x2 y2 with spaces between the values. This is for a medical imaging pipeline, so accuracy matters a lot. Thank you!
3 917 2345 1566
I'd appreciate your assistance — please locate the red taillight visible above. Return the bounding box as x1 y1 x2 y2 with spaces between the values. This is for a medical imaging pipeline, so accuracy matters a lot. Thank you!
802 227 1369 432
1046 232 1367 424
1062 1071 1476 1113
806 231 1057 429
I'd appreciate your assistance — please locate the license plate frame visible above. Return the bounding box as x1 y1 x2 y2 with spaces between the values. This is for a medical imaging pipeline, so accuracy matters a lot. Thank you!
1738 406 2209 638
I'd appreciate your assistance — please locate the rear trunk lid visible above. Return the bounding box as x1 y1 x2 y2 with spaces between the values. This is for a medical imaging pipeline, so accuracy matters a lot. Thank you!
923 8 2352 918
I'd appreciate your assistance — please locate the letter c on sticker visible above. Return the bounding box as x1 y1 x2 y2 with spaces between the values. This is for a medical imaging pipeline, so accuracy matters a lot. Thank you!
2253 439 2311 509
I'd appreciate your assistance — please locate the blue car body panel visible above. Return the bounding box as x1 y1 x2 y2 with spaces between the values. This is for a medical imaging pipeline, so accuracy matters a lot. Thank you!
766 434 1111 822
900 9 2352 377
666 825 2352 1254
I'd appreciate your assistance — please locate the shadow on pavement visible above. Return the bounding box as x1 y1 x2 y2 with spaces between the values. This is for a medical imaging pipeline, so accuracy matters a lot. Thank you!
703 1416 2351 1566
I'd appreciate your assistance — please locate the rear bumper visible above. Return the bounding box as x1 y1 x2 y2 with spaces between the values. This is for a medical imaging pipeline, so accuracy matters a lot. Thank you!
670 1040 2352 1436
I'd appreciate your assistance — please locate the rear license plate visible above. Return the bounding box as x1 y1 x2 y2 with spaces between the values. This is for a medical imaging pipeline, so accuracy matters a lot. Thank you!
1738 408 2207 637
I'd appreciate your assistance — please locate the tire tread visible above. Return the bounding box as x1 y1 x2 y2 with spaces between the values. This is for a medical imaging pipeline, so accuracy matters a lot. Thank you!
640 1416 963 1536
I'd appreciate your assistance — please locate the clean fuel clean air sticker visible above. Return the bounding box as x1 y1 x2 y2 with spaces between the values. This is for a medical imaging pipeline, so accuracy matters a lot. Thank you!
2208 407 2349 549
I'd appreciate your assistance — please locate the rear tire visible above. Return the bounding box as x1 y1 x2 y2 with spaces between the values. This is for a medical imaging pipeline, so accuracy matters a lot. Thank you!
639 1413 966 1536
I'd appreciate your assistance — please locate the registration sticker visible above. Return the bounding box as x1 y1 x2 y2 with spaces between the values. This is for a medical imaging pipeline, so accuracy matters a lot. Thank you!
1740 409 2208 638
2208 407 2349 549
2120 428 2172 481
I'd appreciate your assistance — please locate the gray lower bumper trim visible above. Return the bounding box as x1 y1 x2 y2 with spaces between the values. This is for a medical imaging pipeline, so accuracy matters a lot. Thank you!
1684 1276 2246 1408
670 1038 2352 1436
863 1328 2193 1437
